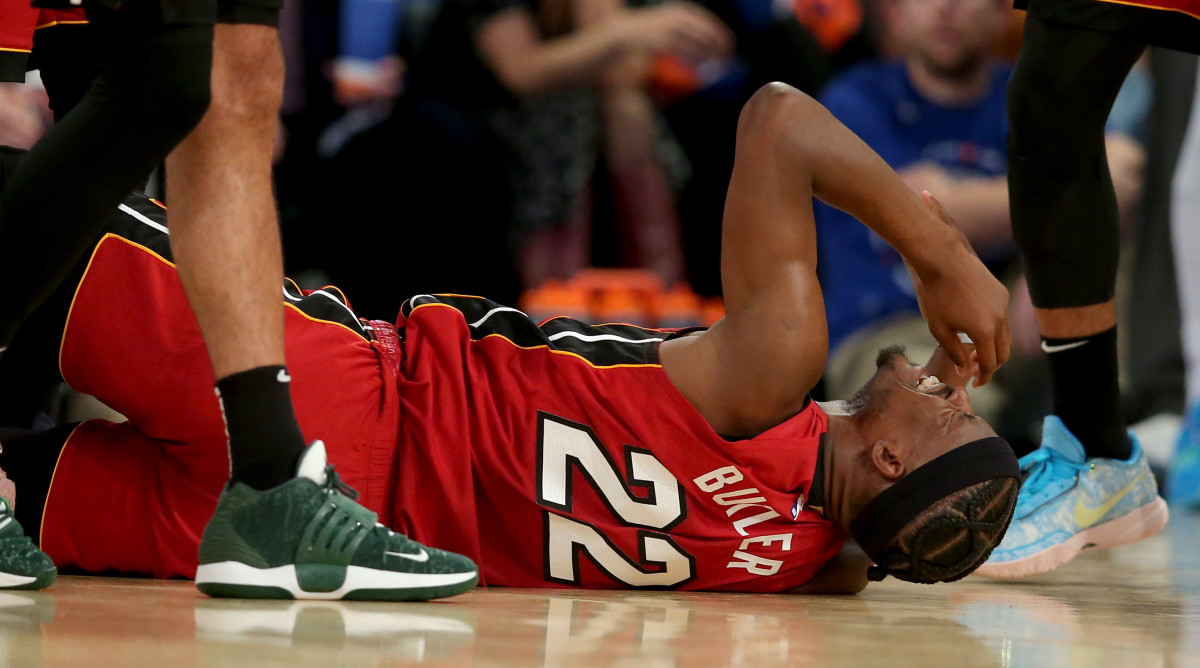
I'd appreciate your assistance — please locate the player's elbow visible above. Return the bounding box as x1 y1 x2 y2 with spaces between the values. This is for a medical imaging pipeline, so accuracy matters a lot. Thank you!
736 82 824 157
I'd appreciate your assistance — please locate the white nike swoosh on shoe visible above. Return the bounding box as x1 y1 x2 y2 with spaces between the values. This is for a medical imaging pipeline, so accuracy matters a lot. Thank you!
276 369 292 383
1041 340 1089 354
385 548 430 563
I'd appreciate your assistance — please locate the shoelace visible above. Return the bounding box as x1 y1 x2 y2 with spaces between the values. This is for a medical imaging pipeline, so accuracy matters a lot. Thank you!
322 465 360 501
1019 447 1090 503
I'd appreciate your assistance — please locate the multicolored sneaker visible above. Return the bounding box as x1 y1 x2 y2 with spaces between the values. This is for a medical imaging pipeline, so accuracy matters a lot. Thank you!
195 442 478 601
974 416 1168 578
0 498 56 590
1166 401 1200 504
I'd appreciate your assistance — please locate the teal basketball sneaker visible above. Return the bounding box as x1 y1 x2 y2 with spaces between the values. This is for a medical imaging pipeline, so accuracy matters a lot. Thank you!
1166 400 1200 504
975 416 1168 578
0 498 56 590
195 442 479 600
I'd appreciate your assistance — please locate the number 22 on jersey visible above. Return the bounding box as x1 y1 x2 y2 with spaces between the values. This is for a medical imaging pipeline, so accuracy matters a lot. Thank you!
536 412 696 588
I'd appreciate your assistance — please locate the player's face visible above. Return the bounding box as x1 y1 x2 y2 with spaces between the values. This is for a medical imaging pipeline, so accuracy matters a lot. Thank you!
895 0 1008 79
850 347 998 466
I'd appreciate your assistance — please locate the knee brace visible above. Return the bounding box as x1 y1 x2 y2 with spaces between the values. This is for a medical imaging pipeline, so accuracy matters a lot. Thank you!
91 23 214 154
1006 15 1143 309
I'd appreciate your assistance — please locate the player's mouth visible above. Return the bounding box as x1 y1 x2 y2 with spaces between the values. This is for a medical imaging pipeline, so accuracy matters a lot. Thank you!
916 372 953 399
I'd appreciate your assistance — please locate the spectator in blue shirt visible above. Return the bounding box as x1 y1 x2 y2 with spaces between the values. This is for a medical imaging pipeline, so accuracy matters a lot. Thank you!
816 0 1013 355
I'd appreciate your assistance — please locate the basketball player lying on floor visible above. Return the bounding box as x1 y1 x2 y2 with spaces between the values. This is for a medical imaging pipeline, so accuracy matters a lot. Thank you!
0 83 1022 595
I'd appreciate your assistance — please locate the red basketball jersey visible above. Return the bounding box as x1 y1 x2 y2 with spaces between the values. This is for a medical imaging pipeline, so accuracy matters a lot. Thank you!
389 294 845 592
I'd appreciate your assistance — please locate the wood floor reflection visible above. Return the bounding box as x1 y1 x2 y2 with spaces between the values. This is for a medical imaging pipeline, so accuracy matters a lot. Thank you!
5 513 1200 667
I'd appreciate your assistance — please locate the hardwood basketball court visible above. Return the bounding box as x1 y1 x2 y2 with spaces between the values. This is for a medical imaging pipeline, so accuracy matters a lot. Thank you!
2 509 1196 666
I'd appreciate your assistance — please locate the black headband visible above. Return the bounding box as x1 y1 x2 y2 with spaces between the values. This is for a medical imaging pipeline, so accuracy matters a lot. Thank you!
850 436 1019 560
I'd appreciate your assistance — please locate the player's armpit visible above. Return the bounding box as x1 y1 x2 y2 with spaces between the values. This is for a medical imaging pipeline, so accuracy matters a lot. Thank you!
785 542 871 595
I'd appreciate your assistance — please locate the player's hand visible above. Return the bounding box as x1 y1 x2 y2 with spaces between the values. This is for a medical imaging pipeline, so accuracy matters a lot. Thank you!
925 344 975 389
617 2 734 63
908 192 1011 387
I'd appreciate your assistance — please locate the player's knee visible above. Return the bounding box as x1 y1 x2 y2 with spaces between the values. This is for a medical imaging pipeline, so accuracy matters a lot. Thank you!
96 36 213 140
1008 66 1106 161
209 27 284 124
1007 69 1061 156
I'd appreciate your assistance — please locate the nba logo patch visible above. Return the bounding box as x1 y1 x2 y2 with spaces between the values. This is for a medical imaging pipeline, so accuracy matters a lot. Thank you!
791 494 805 520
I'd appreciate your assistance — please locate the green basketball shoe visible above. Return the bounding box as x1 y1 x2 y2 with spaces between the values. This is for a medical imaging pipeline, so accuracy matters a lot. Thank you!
195 442 478 601
0 498 56 591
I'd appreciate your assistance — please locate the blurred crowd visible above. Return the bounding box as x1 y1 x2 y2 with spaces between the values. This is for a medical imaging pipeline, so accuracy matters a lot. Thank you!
3 0 1197 460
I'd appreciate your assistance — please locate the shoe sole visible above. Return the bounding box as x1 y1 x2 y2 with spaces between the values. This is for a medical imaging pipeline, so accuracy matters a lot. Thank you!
195 562 478 601
0 568 56 591
974 497 1169 579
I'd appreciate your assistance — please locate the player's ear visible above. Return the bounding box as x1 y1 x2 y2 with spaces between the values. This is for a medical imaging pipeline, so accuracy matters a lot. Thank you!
870 440 905 481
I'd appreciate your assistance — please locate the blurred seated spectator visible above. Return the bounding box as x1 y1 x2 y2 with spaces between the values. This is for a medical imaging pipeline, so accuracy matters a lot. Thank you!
435 0 735 289
663 0 842 298
306 0 734 315
814 0 1146 448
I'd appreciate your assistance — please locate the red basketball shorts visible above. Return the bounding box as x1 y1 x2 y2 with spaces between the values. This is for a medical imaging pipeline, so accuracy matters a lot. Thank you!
39 201 402 579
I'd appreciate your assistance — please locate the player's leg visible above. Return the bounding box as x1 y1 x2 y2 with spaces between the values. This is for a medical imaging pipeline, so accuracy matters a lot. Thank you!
0 12 210 586
0 1 212 354
3 420 226 579
1166 65 1200 502
1009 13 1142 461
0 148 66 591
30 8 94 121
167 16 476 599
0 427 56 590
976 14 1165 579
0 170 473 594
163 21 306 490
0 148 67 432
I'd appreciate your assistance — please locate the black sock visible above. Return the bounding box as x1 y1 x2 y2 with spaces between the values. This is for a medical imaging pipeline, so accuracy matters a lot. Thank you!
0 424 76 545
1043 327 1131 460
216 366 308 491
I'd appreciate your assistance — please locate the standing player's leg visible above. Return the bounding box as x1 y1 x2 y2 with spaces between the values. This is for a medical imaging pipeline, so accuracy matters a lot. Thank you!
977 15 1166 578
164 22 305 491
30 8 94 122
0 2 212 354
0 0 213 592
167 15 477 600
0 11 94 432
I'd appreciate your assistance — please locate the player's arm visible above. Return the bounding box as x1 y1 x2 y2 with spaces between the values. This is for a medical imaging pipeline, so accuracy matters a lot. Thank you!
660 83 1009 435
786 542 871 595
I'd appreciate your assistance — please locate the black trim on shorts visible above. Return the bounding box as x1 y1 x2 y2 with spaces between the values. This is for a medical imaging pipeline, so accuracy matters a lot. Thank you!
1018 0 1200 54
216 0 280 27
102 192 373 342
0 51 31 83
